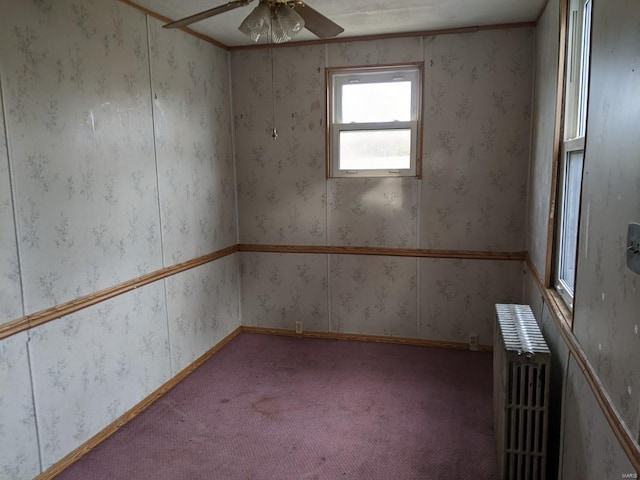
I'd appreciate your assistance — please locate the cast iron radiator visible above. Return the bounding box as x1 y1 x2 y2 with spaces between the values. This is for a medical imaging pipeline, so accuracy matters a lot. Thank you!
494 304 551 480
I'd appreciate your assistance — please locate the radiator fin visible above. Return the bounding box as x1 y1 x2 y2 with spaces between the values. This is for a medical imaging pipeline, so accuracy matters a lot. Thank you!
494 304 551 480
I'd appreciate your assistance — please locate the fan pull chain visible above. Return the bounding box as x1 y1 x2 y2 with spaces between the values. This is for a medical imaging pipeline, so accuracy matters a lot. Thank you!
270 16 277 140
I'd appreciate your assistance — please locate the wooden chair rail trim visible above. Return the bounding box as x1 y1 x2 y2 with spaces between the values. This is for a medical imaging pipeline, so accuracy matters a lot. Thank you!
525 253 640 472
1 244 524 342
238 243 526 261
35 326 488 478
240 326 493 352
0 245 238 341
35 327 242 480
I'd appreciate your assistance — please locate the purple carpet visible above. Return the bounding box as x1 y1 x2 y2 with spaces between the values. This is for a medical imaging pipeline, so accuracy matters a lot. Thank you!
56 333 496 479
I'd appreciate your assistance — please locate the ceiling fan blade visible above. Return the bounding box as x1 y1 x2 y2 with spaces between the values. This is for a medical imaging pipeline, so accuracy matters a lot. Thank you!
163 0 253 29
289 1 344 39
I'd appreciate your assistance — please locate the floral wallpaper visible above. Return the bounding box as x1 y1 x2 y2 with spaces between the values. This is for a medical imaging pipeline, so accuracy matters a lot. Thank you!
561 357 636 479
326 37 424 66
231 30 532 344
328 178 418 248
0 81 23 325
525 0 639 474
29 281 171 470
538 289 571 480
0 0 241 475
240 252 328 332
0 0 633 476
421 29 533 251
148 18 237 264
526 0 559 274
420 258 522 346
233 45 327 245
0 333 39 480
523 268 545 329
165 254 240 374
241 252 523 346
330 255 418 337
0 0 163 314
571 0 640 438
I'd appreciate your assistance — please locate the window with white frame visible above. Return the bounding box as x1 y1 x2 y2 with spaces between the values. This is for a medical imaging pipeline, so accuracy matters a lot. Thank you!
327 64 423 178
555 0 592 308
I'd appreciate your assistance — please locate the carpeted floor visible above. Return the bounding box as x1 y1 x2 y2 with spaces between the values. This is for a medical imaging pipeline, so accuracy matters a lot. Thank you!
56 333 497 479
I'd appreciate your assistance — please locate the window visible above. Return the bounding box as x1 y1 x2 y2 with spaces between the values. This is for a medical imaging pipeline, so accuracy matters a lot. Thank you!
326 64 423 178
554 0 592 307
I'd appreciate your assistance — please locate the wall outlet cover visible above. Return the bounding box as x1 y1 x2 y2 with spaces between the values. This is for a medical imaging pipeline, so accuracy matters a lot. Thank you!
469 334 479 351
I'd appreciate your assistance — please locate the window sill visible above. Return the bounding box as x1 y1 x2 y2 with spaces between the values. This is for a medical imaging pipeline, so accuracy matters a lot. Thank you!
547 287 574 330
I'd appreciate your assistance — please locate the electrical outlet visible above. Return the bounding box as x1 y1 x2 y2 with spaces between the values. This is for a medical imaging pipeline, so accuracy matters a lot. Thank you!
469 334 479 351
295 321 303 334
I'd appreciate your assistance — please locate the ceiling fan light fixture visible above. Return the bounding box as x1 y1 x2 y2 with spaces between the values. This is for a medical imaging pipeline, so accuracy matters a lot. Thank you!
238 2 271 42
238 1 305 43
270 4 305 43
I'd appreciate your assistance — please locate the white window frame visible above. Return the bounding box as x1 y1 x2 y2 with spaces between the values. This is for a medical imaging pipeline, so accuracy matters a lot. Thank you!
326 63 423 178
554 0 592 308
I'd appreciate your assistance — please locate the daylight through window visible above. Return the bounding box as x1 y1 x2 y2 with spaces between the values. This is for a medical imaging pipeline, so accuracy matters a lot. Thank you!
554 0 592 308
327 64 422 177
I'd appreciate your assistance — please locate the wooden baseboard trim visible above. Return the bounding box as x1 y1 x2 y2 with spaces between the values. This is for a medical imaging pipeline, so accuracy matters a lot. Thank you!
240 326 492 353
524 254 640 471
1 243 521 342
35 327 242 479
0 245 238 342
238 243 526 261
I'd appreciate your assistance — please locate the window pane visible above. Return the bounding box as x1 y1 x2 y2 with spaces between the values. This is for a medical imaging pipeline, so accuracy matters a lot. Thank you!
577 0 592 137
558 149 584 295
342 82 411 123
339 129 411 170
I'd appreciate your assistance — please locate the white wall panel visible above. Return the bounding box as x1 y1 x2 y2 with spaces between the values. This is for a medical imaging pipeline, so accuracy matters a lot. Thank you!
330 255 418 338
29 282 170 470
0 78 22 324
149 19 237 264
0 0 163 314
0 332 39 479
233 46 327 245
240 252 328 332
166 254 240 374
420 258 522 345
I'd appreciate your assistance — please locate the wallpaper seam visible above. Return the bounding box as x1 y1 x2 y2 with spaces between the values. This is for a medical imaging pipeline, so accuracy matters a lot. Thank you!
145 16 165 266
324 43 332 334
227 52 243 328
416 36 424 337
145 14 173 377
523 29 537 263
227 51 240 247
0 63 42 473
25 338 44 474
557 321 571 478
0 63 26 319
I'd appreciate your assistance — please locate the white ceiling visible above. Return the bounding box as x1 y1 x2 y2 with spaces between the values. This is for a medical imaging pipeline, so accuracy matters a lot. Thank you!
133 0 545 47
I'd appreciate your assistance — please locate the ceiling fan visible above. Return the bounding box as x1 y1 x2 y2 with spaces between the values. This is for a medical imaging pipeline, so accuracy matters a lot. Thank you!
163 0 344 44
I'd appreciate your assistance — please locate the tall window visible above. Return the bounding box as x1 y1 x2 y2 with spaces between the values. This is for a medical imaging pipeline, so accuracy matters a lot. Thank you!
326 64 423 178
555 0 592 308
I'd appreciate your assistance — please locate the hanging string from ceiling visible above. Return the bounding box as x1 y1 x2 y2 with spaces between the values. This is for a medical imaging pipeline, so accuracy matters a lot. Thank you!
270 14 278 140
